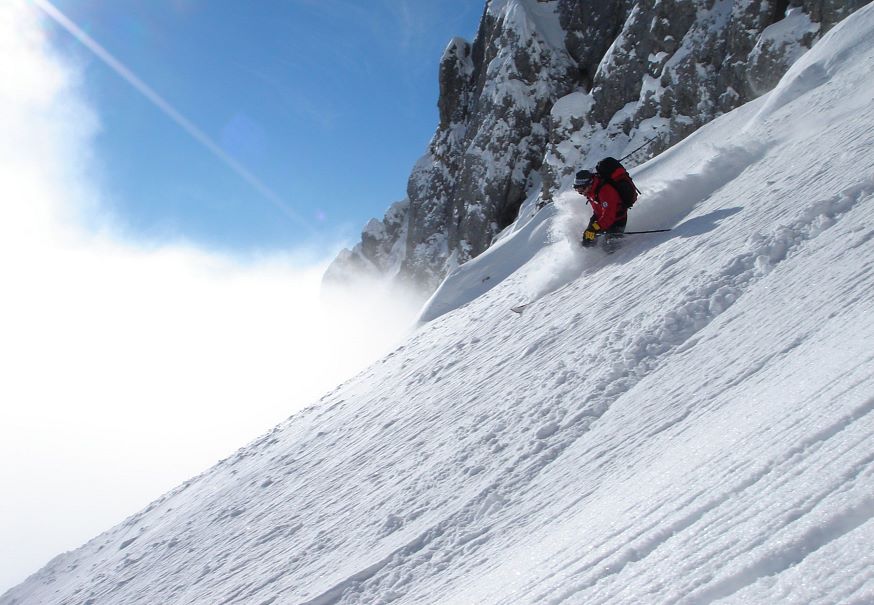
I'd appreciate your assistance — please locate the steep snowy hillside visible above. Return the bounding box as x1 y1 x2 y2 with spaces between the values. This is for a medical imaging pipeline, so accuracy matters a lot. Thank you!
5 4 874 604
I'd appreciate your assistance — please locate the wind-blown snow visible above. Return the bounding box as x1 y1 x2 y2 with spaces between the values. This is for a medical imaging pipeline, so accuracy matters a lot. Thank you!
5 4 874 604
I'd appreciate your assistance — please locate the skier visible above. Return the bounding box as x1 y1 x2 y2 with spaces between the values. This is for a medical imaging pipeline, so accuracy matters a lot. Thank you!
573 158 638 251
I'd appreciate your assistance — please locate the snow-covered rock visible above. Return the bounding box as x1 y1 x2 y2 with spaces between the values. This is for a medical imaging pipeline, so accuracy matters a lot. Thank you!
328 0 869 293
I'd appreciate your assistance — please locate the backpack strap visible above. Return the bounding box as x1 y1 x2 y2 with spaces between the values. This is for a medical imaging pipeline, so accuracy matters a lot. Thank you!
594 176 622 205
594 176 609 199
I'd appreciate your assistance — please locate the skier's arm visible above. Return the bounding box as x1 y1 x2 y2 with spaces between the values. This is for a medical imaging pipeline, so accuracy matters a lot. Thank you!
595 186 622 230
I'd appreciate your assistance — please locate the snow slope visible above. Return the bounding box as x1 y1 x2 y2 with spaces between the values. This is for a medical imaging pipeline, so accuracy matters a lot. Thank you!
5 4 874 604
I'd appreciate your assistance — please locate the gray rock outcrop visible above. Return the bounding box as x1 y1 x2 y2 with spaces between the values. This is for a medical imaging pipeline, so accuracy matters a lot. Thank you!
324 0 868 294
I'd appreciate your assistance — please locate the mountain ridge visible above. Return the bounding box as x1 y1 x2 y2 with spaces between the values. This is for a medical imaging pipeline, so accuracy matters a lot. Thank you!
325 0 867 293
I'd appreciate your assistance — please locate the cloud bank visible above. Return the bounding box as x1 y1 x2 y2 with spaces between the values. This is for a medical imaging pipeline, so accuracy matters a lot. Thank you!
0 2 420 592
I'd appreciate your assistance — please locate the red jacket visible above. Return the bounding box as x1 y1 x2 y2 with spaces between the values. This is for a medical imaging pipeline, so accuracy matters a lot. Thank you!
583 176 626 230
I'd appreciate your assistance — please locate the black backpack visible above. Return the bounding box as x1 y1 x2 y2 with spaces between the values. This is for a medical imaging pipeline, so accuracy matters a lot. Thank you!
595 157 640 209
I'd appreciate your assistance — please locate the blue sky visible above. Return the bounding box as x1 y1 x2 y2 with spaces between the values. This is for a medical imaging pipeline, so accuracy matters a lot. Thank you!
0 1 484 591
44 0 482 253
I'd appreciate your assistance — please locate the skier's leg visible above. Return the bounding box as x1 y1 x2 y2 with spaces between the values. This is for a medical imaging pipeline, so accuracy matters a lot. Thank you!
602 233 623 254
602 219 626 254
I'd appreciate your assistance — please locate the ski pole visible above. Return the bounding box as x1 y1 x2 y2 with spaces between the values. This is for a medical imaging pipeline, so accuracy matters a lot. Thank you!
619 136 659 162
620 229 671 235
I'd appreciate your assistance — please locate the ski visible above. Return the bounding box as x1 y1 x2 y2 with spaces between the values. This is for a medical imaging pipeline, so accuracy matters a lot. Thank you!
510 304 529 314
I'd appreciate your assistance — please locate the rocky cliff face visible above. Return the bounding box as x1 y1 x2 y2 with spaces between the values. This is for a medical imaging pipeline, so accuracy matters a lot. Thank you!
324 0 867 293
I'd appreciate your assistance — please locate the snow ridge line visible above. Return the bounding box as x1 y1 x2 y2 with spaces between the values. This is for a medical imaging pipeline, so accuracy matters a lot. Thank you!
540 391 874 605
297 552 399 605
296 503 498 605
681 474 874 604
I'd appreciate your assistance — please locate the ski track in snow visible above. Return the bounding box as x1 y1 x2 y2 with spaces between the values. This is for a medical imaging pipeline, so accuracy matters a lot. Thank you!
5 4 874 605
421 180 874 604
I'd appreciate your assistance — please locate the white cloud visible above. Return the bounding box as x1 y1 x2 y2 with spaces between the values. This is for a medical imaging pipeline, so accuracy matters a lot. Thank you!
0 1 420 592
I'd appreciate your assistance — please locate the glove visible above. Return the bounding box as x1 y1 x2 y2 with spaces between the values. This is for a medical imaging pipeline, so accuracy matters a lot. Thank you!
582 221 601 246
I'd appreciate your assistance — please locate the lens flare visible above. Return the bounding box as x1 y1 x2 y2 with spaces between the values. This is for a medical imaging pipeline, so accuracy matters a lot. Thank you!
31 0 313 233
